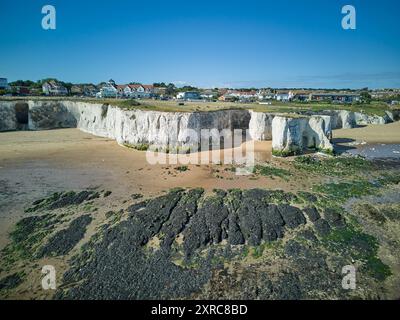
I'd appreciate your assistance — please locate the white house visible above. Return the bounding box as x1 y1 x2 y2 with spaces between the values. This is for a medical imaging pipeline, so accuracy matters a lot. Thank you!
96 82 118 98
122 84 154 98
220 90 257 101
176 91 201 100
42 81 68 96
257 90 275 101
276 91 294 102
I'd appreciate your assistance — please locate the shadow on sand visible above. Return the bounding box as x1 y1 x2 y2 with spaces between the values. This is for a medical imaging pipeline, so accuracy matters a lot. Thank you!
332 137 357 155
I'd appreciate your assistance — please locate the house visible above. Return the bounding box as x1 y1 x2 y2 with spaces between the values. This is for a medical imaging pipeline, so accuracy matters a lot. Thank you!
142 84 155 96
200 89 217 100
42 81 68 96
257 89 275 101
310 93 360 103
221 90 257 102
176 91 201 100
96 81 118 98
70 85 83 95
292 92 311 102
121 84 153 98
123 84 143 98
276 91 294 102
0 78 9 90
116 85 127 96
153 87 167 97
12 86 31 96
83 85 98 97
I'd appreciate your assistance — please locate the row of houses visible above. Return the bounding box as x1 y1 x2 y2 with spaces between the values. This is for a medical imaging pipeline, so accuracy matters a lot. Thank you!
2 77 362 104
218 90 296 102
218 89 360 103
96 80 156 98
39 79 158 98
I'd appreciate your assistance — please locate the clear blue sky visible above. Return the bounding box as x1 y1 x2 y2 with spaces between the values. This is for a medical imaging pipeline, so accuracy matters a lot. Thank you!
1 0 400 88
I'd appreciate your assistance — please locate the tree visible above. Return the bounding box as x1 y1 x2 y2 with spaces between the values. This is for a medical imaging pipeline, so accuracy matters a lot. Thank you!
153 82 167 87
166 83 177 96
360 91 372 103
178 85 199 92
9 80 35 87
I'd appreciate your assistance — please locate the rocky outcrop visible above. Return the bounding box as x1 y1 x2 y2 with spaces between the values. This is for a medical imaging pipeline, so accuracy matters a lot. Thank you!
248 111 274 140
307 115 333 150
336 110 356 129
271 115 333 156
271 116 305 156
0 101 18 131
299 109 394 129
354 111 393 126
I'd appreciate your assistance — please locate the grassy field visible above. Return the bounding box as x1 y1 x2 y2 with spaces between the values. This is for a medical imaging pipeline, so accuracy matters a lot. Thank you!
0 96 393 115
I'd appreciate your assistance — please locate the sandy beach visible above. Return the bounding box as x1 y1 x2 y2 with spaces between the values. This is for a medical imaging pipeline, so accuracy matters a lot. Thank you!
1 124 399 300
0 129 300 248
1 121 399 241
334 120 400 144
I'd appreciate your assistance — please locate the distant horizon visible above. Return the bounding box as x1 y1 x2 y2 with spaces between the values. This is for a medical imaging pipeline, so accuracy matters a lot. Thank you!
2 0 400 89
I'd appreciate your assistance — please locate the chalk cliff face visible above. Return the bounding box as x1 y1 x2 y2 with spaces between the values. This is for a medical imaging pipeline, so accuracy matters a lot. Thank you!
248 111 274 140
271 116 305 155
299 109 394 129
28 101 77 130
0 100 252 149
72 104 251 149
354 111 393 126
271 115 333 156
307 116 333 150
0 99 395 157
0 101 18 131
336 110 356 129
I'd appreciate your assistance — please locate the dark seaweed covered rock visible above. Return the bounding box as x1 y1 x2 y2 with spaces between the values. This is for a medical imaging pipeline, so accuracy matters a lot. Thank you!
278 204 306 228
0 273 24 290
37 214 92 257
48 191 99 210
26 190 100 212
260 204 285 241
160 188 203 248
313 219 331 236
324 208 345 228
52 188 345 300
227 212 245 245
303 206 321 222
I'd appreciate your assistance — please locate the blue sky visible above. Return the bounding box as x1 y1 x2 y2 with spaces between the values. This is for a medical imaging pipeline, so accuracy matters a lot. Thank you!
1 0 400 88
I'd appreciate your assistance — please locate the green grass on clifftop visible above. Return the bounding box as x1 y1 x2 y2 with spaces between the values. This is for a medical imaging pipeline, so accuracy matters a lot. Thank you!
0 97 392 115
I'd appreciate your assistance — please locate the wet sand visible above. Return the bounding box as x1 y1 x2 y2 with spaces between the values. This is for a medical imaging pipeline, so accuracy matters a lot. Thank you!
0 129 295 248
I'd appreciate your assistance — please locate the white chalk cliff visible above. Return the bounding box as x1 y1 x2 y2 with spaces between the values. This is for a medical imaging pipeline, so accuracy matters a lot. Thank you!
0 100 397 156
